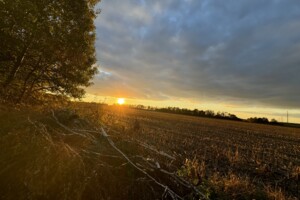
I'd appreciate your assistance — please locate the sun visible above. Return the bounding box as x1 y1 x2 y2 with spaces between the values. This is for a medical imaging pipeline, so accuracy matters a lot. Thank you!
117 98 125 105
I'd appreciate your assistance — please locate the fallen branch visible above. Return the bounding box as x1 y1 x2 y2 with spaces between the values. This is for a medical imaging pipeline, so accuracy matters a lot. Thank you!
100 127 184 200
51 113 207 199
71 125 207 199
51 110 95 140
135 139 176 160
77 127 176 160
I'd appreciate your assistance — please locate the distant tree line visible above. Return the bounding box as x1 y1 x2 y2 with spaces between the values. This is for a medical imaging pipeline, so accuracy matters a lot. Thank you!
132 105 242 121
131 105 281 125
247 117 279 124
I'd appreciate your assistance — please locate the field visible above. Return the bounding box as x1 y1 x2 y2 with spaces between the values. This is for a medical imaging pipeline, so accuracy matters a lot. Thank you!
0 103 299 199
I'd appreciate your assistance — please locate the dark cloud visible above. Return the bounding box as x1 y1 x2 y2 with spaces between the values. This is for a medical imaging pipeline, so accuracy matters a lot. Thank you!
88 0 300 109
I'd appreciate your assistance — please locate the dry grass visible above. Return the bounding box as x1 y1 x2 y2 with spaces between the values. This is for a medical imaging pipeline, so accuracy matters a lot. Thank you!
83 103 300 199
0 102 299 199
0 107 90 199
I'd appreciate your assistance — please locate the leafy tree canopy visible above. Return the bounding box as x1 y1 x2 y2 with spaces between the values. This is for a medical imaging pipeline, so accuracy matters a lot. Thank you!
0 0 100 103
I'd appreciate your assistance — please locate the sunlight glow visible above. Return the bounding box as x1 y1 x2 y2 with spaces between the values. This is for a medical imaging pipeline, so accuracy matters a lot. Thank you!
117 98 125 105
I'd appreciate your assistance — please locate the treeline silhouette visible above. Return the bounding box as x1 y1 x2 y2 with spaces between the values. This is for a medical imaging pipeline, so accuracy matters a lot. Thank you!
130 105 281 125
247 117 279 124
132 105 241 121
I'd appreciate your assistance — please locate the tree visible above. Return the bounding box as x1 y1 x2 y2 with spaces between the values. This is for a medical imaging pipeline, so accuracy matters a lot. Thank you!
270 118 278 124
0 0 100 103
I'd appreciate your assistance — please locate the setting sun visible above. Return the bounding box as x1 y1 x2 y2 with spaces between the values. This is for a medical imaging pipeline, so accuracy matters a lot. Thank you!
117 98 125 105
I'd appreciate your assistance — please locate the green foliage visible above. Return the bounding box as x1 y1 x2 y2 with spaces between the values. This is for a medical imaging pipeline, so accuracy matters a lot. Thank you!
177 158 214 199
0 0 100 103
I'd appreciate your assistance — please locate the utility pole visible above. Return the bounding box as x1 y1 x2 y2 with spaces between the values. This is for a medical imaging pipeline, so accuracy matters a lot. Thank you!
287 111 289 123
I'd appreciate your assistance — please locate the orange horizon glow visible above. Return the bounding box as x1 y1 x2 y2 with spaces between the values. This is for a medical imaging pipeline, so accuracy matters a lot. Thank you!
83 94 300 124
117 98 125 105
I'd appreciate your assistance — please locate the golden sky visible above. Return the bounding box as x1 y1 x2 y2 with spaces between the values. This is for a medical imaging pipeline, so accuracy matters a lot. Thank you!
88 1 300 124
84 94 300 123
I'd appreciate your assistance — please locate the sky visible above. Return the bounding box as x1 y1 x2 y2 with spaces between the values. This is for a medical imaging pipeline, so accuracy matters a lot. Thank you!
85 0 300 123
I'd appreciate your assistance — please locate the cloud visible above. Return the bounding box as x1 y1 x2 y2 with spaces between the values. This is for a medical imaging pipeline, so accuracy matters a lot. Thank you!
89 0 300 109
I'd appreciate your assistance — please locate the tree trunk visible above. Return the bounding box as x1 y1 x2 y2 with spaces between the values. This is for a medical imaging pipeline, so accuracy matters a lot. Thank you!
2 45 29 89
2 30 36 89
16 57 42 103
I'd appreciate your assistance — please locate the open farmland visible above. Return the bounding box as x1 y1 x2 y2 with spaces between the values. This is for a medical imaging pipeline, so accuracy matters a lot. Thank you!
78 103 300 199
1 103 299 199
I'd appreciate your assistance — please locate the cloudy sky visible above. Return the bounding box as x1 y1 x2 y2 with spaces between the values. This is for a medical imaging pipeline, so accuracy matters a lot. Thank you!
86 0 300 122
